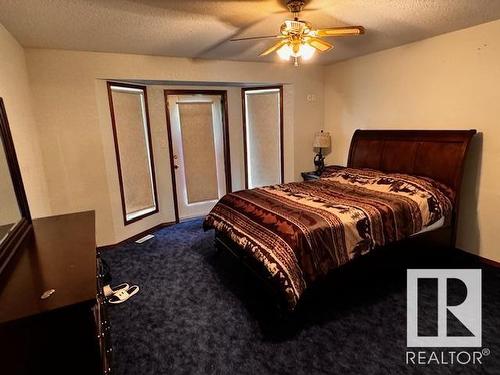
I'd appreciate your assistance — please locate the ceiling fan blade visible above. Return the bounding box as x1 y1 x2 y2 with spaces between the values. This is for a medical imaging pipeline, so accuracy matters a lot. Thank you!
306 37 333 52
314 26 365 37
231 35 284 42
259 40 289 56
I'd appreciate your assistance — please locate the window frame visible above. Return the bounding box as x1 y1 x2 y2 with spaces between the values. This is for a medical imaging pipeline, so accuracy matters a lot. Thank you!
107 81 159 225
241 85 284 189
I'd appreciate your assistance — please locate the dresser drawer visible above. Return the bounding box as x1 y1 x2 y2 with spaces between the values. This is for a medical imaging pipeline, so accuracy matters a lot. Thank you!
96 254 113 374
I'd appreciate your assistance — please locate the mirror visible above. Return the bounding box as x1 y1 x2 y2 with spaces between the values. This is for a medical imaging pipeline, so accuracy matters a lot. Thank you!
0 98 31 275
0 138 21 243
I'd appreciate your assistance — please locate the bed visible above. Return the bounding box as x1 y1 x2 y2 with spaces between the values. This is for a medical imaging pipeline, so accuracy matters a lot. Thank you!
203 129 476 311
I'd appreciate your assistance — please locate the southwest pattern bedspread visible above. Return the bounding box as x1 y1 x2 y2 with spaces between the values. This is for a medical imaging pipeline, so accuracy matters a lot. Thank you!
203 166 453 310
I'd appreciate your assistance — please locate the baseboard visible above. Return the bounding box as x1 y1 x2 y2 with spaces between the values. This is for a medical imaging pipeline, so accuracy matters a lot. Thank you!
455 247 500 268
179 215 205 222
96 223 500 268
97 221 176 251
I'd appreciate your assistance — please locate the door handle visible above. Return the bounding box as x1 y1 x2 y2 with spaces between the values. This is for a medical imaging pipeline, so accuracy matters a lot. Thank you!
174 165 179 170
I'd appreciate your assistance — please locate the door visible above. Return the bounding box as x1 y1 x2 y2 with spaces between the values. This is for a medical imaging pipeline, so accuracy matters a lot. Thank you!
167 94 228 220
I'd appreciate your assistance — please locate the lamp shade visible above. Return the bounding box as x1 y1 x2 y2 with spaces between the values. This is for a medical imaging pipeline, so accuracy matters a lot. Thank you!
313 131 331 148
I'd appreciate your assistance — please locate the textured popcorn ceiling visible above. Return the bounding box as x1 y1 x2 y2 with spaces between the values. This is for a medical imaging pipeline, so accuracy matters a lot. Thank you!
1 0 500 64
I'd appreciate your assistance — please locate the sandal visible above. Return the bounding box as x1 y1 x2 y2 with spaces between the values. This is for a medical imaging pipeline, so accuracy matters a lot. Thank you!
103 282 129 297
108 285 139 304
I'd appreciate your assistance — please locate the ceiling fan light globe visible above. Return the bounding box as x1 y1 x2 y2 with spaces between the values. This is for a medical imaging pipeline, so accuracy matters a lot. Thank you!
301 43 316 60
277 44 292 60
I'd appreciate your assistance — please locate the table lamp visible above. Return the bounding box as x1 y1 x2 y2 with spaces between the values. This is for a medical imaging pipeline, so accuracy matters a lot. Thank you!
313 130 331 175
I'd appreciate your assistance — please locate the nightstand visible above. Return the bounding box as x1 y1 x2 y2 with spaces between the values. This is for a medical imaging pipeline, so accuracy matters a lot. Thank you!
301 171 321 181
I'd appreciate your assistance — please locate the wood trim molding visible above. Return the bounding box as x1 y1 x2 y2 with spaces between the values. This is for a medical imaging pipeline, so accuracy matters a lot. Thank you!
97 221 175 251
163 92 180 224
106 81 160 226
0 98 32 276
241 86 284 189
163 89 232 223
221 91 233 194
455 248 500 268
241 88 248 189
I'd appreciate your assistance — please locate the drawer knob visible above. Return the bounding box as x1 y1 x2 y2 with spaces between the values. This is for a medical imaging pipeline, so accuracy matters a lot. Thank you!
40 289 56 300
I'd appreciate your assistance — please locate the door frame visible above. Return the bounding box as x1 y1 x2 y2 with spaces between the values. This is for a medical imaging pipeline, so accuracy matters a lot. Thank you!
241 85 284 189
164 89 232 223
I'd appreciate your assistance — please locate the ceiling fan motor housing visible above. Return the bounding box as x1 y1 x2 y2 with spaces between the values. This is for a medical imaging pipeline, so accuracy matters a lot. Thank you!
281 20 311 36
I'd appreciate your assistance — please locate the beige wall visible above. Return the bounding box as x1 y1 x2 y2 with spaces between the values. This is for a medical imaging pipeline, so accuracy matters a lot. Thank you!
324 19 500 262
25 49 324 246
0 24 49 217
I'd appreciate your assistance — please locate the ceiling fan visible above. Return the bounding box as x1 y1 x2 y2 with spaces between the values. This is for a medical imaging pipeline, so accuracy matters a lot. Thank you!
231 0 365 66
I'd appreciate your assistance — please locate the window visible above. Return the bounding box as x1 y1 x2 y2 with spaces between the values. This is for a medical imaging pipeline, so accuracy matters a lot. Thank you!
242 86 284 188
107 82 158 224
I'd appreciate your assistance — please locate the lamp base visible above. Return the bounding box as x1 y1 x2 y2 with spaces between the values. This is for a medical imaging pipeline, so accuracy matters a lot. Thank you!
313 150 325 175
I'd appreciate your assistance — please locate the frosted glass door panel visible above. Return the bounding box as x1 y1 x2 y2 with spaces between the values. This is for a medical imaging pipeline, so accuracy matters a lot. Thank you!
178 103 218 204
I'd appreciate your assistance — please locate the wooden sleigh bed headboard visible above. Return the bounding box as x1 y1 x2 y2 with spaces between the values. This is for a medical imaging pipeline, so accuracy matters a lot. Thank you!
347 129 477 247
347 129 476 204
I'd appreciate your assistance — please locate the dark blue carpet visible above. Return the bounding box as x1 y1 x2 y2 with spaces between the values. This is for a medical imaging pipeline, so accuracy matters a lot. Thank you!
102 219 500 375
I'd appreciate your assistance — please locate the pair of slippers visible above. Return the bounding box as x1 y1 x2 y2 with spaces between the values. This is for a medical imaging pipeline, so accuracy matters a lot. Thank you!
103 283 139 304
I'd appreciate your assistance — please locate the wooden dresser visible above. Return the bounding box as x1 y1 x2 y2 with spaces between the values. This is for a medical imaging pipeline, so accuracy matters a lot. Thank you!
0 211 111 375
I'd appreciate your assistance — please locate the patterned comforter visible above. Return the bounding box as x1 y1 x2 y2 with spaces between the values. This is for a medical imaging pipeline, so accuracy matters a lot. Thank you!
203 166 453 310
